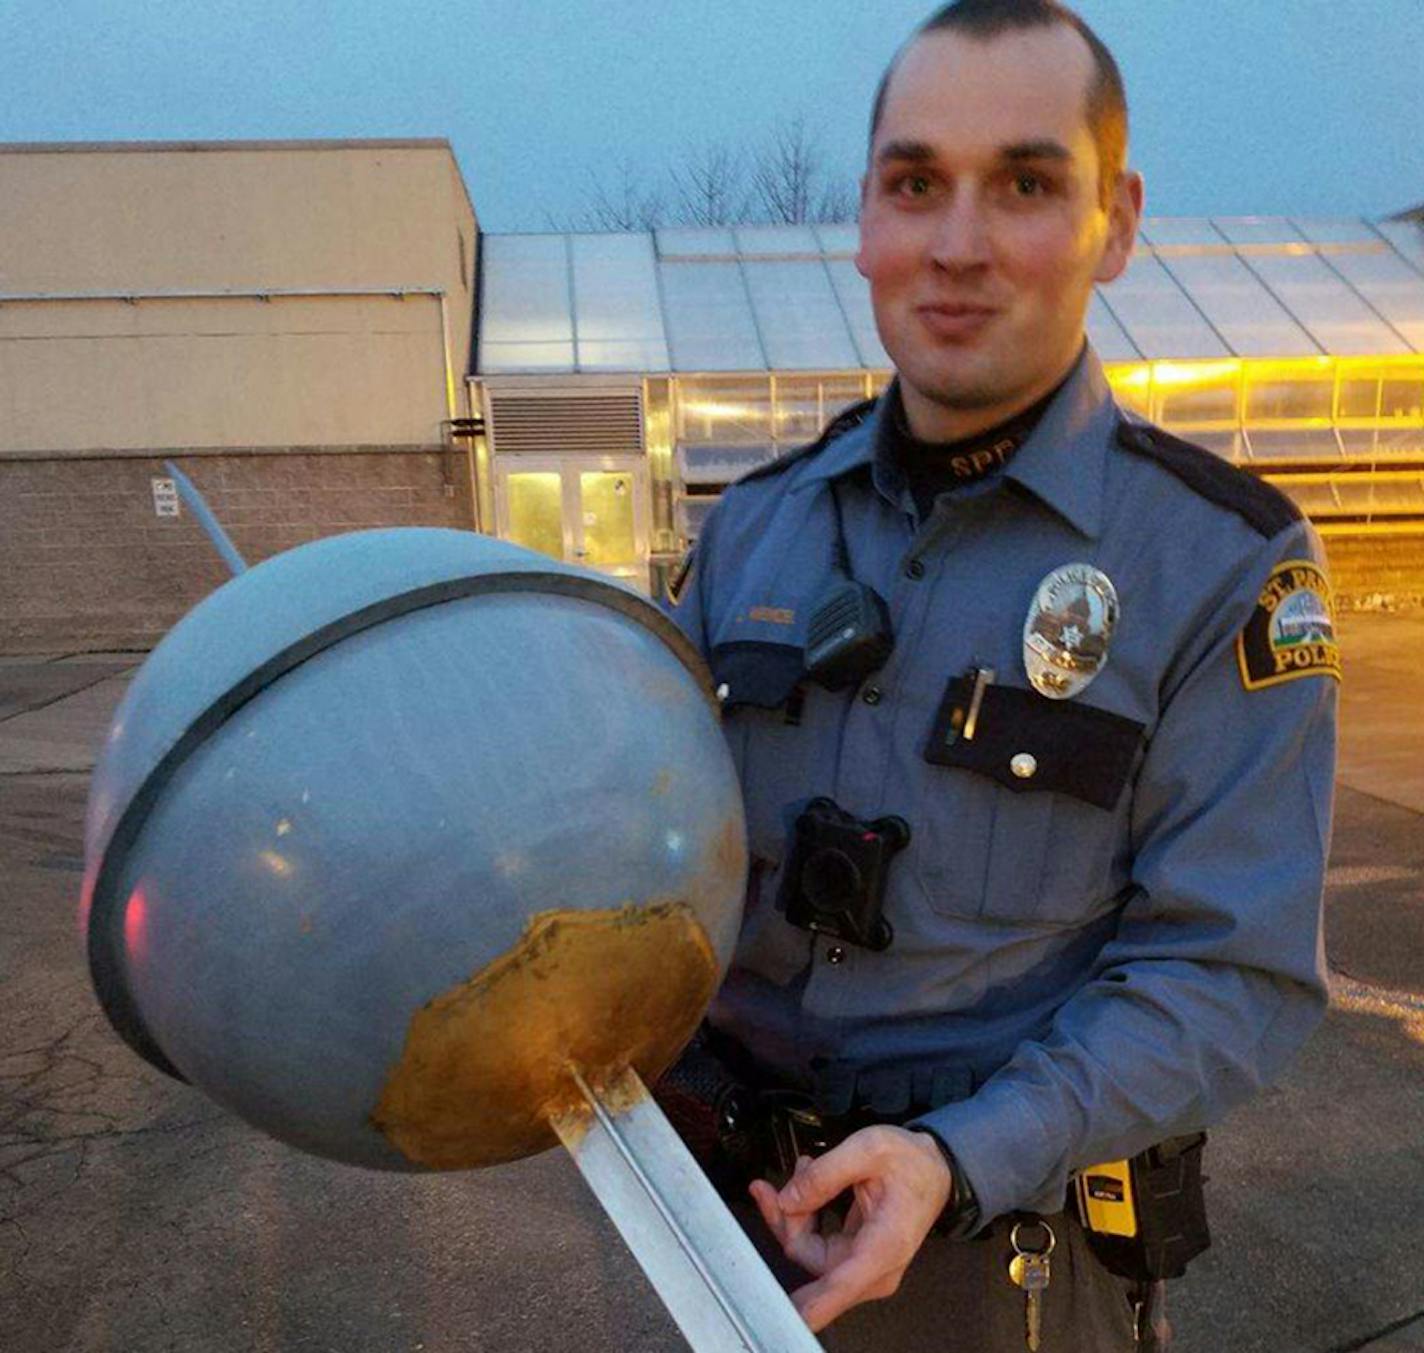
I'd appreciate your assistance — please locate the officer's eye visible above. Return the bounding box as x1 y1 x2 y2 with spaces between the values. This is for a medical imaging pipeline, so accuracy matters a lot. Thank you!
893 173 934 199
1012 172 1044 197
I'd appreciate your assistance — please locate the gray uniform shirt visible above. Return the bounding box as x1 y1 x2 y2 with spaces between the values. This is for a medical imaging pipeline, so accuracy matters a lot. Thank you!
669 348 1337 1225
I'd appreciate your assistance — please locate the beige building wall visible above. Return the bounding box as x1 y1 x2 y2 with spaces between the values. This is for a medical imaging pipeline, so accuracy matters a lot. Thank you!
0 140 476 453
0 140 481 652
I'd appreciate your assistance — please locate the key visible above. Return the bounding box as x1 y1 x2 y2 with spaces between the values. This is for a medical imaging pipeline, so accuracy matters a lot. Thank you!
1009 1253 1050 1351
1009 1220 1056 1352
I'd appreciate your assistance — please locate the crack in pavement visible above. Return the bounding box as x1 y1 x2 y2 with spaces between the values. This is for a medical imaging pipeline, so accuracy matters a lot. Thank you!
1329 1308 1424 1353
0 1016 231 1208
0 665 137 728
0 1113 232 1159
0 766 89 785
0 1213 33 1280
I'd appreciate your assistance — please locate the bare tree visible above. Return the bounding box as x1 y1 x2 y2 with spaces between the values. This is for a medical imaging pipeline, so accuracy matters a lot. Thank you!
748 115 858 225
668 141 749 226
550 117 859 232
750 116 815 224
555 158 666 232
816 177 861 225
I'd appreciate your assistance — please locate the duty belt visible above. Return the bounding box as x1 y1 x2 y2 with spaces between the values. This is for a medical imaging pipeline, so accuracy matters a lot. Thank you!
651 1028 967 1194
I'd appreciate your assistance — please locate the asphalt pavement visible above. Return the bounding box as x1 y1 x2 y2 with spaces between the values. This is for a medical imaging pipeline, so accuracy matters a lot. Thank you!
1 614 1421 1353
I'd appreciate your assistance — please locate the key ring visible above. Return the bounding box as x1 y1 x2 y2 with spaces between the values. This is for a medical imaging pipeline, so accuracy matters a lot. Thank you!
1009 1220 1056 1257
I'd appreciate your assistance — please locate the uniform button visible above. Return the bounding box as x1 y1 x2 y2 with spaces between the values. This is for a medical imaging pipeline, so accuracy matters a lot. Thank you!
905 559 926 580
826 945 847 965
862 686 883 706
1010 753 1038 779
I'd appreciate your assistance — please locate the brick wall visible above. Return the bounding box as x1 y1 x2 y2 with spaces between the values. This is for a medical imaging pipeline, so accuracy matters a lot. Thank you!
0 449 474 652
4 452 1418 653
1325 534 1424 611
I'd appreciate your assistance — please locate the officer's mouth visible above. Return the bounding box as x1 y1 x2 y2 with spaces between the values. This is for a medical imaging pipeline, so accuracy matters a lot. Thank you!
915 302 999 341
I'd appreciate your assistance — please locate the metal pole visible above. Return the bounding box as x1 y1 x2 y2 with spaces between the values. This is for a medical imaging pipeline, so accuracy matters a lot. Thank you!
163 459 247 577
550 1065 822 1353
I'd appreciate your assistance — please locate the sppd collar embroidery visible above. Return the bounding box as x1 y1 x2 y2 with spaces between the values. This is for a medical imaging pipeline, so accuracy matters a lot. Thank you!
889 381 1054 488
1237 559 1341 691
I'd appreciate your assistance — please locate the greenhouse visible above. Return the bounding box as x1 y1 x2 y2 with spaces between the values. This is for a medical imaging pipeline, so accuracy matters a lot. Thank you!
471 218 1424 595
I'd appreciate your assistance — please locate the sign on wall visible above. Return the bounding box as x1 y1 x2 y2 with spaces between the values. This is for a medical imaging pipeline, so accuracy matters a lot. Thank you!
151 477 180 518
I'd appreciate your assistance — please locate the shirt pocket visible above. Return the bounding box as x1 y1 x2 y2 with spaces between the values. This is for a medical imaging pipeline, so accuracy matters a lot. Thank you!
917 680 1144 924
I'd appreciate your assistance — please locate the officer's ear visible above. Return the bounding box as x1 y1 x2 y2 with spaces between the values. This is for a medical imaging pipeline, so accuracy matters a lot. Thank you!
1094 170 1144 285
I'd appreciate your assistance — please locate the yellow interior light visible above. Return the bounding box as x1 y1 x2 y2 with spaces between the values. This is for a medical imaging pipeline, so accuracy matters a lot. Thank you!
680 400 761 422
1105 364 1151 389
1152 360 1242 388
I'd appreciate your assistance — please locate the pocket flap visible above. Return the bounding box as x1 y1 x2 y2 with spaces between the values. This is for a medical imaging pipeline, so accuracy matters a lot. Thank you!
710 641 805 710
924 678 1144 811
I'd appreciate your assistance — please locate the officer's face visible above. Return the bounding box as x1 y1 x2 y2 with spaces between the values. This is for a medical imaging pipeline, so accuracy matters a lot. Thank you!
857 25 1142 440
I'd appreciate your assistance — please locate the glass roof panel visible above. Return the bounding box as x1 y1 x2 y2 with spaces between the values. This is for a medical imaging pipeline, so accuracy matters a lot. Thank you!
478 235 573 372
813 223 860 255
1162 253 1315 357
1182 429 1243 463
659 260 766 370
826 259 890 368
479 341 577 374
1139 218 1226 248
1085 292 1140 359
1340 425 1424 458
1212 218 1306 247
1244 252 1410 355
1102 255 1230 359
734 225 821 256
1323 251 1424 351
744 260 860 369
1242 427 1343 461
654 227 736 258
570 233 669 370
1292 219 1381 245
1377 221 1424 274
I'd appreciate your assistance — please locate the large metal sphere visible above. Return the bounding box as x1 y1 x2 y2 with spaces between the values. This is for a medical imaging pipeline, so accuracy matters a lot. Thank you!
82 529 746 1171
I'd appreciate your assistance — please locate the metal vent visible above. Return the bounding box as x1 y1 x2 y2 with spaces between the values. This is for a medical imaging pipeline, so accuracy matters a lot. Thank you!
486 389 644 457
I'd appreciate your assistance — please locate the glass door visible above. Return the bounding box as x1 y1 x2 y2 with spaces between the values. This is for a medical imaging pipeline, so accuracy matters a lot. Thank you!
500 468 567 561
495 456 650 592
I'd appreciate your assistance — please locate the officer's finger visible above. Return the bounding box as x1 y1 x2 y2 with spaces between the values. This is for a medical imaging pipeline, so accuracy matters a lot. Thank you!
776 1131 882 1214
751 1156 814 1242
748 1178 827 1273
790 1243 905 1332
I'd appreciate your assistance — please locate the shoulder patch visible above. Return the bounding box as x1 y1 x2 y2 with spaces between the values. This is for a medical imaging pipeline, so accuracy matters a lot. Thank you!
1237 559 1341 691
737 397 878 485
1116 421 1301 538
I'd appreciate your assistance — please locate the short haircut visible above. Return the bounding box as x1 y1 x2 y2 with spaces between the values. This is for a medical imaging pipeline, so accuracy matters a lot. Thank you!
869 0 1128 208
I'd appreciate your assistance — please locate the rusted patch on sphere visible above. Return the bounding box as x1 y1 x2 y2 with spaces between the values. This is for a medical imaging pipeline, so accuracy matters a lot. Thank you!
370 902 718 1169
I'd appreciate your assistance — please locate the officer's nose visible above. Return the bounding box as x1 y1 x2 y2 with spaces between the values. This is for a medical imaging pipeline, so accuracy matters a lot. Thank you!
927 192 991 273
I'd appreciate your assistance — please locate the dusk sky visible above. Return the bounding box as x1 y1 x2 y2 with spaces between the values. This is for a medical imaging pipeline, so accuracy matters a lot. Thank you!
2 0 1421 232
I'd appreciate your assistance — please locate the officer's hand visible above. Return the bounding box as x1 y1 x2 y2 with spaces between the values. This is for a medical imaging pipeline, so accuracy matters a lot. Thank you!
748 1124 953 1332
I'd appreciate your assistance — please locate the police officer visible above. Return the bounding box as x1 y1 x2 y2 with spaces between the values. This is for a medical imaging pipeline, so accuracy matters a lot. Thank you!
668 2 1338 1348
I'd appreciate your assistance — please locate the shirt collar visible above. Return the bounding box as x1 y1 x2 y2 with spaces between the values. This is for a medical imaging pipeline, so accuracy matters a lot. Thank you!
794 398 885 489
793 345 1116 540
1002 346 1115 540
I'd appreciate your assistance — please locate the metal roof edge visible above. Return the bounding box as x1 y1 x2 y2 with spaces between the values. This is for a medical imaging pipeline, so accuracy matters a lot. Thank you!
0 137 455 156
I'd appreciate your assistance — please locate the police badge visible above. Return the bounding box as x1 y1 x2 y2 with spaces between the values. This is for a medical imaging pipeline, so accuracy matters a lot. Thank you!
1023 564 1120 700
